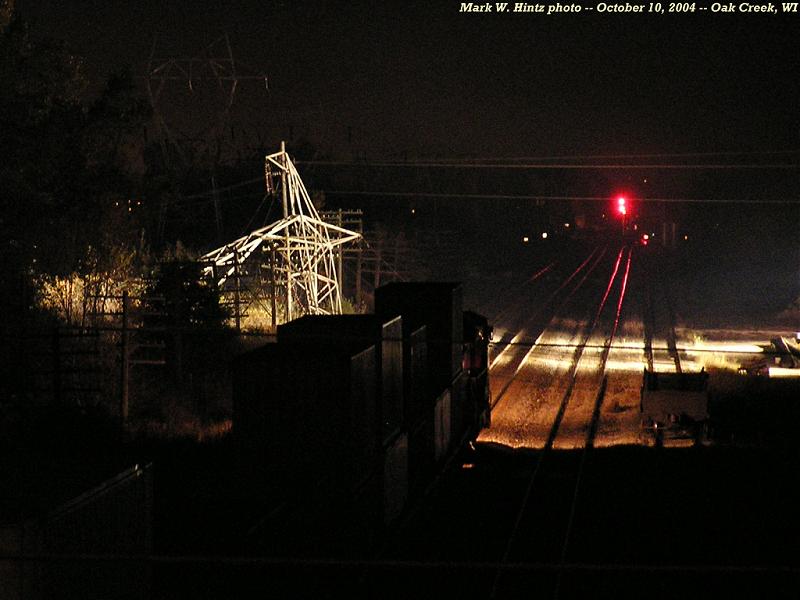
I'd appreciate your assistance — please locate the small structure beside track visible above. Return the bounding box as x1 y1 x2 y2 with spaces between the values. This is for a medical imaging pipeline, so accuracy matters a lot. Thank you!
640 368 709 443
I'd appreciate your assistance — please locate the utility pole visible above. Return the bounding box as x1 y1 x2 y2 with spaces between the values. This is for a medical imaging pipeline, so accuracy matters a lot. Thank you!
270 245 277 329
233 248 241 332
120 291 130 426
280 141 292 322
355 245 363 308
52 327 61 405
374 244 383 290
280 141 289 219
336 209 344 290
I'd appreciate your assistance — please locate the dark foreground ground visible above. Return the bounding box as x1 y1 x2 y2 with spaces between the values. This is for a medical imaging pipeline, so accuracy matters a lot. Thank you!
133 436 800 600
7 389 799 599
149 370 800 599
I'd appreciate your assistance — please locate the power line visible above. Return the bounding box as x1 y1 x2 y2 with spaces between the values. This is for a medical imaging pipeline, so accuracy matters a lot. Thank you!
173 187 800 207
179 176 264 200
389 150 800 163
2 553 798 574
300 160 800 170
161 168 799 219
165 160 799 206
326 190 800 205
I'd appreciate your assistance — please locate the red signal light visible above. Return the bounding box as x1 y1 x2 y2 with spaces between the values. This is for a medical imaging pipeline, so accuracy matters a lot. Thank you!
616 196 627 216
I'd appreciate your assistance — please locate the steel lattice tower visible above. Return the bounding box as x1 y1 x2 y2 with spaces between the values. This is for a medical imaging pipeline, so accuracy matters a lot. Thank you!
201 143 361 324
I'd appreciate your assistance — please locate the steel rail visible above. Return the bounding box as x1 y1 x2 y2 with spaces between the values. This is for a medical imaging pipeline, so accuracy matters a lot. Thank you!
554 245 634 599
490 246 628 598
489 247 607 411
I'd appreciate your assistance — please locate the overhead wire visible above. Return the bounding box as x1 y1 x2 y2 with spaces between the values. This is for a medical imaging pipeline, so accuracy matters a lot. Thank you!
397 149 800 162
323 190 800 204
160 153 799 228
2 552 799 574
300 160 800 170
169 188 800 209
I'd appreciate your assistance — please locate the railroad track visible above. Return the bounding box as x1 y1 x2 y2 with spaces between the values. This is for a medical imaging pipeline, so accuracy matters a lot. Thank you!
372 244 639 599
489 245 633 598
487 246 606 414
484 244 629 449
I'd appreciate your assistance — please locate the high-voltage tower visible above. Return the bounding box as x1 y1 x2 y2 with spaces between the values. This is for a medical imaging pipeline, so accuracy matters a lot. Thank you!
201 143 361 324
145 32 268 167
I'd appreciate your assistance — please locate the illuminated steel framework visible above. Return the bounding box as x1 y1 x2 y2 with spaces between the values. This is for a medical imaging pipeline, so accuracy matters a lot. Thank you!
201 144 361 323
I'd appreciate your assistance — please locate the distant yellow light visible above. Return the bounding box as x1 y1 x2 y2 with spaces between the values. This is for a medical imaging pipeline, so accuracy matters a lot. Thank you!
522 236 529 243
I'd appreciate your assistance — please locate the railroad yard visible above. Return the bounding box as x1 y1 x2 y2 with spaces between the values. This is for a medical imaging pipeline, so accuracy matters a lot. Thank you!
368 240 800 599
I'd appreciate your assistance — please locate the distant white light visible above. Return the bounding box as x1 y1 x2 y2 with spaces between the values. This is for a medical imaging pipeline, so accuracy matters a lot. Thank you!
768 368 800 378
541 232 548 239
522 236 529 243
564 222 570 228
684 235 689 240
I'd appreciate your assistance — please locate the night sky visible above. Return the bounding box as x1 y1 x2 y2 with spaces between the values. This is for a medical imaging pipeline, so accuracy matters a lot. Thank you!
19 0 800 158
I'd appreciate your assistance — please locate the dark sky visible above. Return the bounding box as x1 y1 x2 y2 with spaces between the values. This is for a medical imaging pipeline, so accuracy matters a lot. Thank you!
19 0 800 158
14 0 799 302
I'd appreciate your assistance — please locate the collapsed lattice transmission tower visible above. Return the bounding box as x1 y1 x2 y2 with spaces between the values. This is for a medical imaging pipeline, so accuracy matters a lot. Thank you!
201 144 361 325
